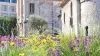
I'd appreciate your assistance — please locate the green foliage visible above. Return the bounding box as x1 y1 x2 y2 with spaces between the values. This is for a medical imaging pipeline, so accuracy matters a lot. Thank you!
0 34 100 56
29 16 48 34
0 17 17 35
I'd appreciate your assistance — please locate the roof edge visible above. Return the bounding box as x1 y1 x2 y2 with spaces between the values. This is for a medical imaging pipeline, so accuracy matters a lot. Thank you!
60 0 70 7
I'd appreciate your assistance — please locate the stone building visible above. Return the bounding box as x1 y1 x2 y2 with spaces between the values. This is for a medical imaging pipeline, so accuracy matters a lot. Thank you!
61 0 100 36
17 0 62 36
0 0 16 17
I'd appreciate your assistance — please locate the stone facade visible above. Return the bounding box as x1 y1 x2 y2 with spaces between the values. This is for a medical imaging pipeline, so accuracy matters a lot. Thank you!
61 0 100 36
17 0 61 36
0 2 16 17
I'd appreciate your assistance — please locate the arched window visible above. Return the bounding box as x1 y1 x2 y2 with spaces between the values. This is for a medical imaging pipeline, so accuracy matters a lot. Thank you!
85 26 88 36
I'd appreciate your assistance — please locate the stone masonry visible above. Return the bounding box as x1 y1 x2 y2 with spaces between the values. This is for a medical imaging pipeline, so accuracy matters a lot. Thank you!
61 0 100 36
17 0 61 36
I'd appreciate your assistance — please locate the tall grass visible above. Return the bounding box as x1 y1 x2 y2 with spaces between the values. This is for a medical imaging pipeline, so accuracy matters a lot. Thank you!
0 34 100 56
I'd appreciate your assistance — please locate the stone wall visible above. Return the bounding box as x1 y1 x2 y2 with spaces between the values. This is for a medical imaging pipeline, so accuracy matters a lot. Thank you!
81 0 97 36
17 0 61 36
61 0 100 36
61 1 73 35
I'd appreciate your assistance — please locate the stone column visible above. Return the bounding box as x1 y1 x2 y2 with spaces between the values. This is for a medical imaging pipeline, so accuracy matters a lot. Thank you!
23 0 29 37
17 0 24 36
23 0 26 37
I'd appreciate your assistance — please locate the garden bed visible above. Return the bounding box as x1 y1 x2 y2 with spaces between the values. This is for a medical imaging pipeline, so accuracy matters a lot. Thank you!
0 35 100 56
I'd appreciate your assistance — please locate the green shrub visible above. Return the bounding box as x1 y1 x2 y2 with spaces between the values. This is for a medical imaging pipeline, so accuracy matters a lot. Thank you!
0 17 17 35
28 16 48 34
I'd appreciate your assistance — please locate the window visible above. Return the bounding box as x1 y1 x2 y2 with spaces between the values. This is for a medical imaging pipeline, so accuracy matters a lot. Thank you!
0 0 16 3
0 0 4 2
11 0 16 3
70 2 73 17
10 13 16 17
70 17 73 28
1 5 8 11
70 2 73 28
11 6 16 12
64 13 65 24
85 26 88 36
29 3 35 14
1 13 8 18
0 0 10 2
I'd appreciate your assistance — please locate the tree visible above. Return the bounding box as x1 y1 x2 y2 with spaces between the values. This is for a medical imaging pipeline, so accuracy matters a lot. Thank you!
28 16 48 34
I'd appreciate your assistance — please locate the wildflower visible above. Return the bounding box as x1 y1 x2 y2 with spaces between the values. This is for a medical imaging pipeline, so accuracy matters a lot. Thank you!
1 41 5 46
73 40 76 46
10 42 15 47
0 35 1 38
74 37 80 47
41 39 46 44
74 47 80 52
46 36 51 41
22 38 29 43
29 32 32 35
19 38 23 41
52 42 57 47
52 38 60 43
69 40 74 51
84 37 89 50
19 53 24 56
1 41 5 44
40 34 45 37
35 41 40 46
47 47 53 55
32 47 36 52
55 48 62 56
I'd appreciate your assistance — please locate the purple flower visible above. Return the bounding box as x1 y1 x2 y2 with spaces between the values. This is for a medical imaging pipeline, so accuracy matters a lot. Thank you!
55 50 60 56
47 48 53 55
69 40 74 51
74 37 80 47
0 35 2 38
84 37 89 50
55 49 61 56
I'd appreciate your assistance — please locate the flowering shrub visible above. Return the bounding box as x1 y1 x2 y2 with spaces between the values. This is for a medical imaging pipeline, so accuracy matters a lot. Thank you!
0 35 100 56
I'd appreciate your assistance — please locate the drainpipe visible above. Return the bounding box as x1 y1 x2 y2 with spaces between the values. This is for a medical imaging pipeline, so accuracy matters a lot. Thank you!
52 2 54 35
39 0 40 15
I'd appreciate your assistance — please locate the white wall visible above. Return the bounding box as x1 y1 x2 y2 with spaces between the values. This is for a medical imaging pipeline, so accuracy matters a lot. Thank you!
61 1 72 35
61 0 100 36
81 1 97 36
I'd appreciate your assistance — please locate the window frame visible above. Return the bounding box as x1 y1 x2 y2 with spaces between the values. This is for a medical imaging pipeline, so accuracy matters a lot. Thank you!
1 5 8 11
70 2 73 28
29 3 35 14
10 6 16 12
64 13 65 24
